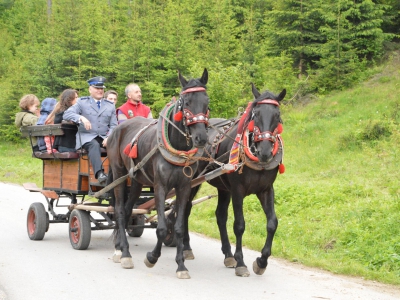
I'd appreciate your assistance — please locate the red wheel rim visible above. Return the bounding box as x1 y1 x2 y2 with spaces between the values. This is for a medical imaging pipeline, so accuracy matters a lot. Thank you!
70 216 81 244
27 210 36 235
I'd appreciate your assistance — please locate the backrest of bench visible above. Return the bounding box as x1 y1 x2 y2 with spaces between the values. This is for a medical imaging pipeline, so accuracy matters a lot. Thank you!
20 124 65 137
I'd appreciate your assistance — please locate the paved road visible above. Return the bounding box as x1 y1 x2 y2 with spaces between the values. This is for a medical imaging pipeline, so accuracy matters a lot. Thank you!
0 182 399 300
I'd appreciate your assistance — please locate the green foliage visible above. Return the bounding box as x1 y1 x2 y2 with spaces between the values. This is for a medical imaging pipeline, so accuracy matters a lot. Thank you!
0 0 398 140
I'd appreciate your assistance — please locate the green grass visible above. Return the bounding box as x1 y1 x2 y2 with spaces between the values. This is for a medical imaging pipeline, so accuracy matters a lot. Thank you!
189 52 400 285
1 52 399 286
0 140 42 186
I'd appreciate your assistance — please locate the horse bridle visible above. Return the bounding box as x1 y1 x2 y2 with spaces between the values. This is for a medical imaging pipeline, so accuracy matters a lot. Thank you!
248 99 282 156
177 87 210 127
250 99 281 140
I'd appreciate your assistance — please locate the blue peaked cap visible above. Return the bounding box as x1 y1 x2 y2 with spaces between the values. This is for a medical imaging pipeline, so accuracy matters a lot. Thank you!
87 76 106 89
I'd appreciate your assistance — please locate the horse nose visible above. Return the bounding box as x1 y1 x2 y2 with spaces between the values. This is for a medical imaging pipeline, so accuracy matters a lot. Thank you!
194 134 207 148
259 153 272 163
258 143 273 162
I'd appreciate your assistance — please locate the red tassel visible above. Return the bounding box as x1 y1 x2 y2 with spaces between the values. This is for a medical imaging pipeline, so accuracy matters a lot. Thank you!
174 111 183 121
129 144 138 158
279 164 285 174
272 141 279 156
123 144 131 156
248 120 254 132
277 123 283 134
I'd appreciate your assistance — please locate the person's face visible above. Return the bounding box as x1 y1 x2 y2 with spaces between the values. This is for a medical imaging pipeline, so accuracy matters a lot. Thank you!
128 86 142 103
89 86 105 100
107 93 117 104
28 103 39 113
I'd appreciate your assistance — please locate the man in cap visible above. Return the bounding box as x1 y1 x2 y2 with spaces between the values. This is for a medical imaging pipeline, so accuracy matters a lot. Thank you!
63 76 117 185
116 83 152 124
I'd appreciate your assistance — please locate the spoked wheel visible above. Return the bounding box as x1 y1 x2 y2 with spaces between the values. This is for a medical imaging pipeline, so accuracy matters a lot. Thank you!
69 209 91 250
27 202 49 240
127 215 145 237
163 212 177 247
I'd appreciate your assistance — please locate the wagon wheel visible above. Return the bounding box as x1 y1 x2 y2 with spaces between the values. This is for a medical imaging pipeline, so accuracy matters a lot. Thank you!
163 211 177 247
27 202 49 241
127 215 145 237
69 210 91 250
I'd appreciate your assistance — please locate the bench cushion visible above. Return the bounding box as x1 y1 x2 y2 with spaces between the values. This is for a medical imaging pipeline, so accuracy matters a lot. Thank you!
32 151 80 160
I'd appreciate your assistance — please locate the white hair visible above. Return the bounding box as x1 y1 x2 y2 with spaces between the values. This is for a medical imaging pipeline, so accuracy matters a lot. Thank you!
125 83 140 97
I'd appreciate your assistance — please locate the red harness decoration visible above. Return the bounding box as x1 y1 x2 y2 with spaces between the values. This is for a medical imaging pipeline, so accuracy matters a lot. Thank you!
228 99 285 174
227 102 252 172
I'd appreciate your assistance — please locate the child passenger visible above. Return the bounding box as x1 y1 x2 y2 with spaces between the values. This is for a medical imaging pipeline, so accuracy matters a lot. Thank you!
15 94 41 151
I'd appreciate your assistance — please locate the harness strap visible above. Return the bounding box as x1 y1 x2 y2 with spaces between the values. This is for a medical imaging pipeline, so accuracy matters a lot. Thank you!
129 145 159 180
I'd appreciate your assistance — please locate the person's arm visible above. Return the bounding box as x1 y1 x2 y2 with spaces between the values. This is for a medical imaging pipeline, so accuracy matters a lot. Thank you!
22 114 39 126
116 109 128 124
102 109 118 147
63 101 91 130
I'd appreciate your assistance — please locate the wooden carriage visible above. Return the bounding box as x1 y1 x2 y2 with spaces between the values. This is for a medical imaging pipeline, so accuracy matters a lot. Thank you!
21 124 157 250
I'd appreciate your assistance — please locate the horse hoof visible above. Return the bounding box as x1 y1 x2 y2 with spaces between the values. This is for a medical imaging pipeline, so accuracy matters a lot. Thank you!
235 266 250 277
112 250 122 263
183 250 195 260
144 257 155 268
121 257 134 269
224 257 237 268
252 260 266 275
176 271 191 279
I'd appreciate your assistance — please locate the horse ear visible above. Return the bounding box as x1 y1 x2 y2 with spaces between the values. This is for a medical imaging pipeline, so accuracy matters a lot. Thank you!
200 68 208 85
277 89 286 101
178 70 188 87
251 83 260 99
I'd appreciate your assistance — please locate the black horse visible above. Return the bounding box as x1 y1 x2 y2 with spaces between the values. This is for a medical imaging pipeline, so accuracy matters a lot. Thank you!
107 69 210 279
184 83 286 276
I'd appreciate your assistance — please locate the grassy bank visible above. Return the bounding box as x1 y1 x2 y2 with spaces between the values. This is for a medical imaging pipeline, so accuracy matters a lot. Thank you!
1 53 399 285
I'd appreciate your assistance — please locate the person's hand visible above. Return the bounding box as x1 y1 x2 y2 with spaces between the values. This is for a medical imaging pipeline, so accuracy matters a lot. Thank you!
80 116 91 130
102 137 108 147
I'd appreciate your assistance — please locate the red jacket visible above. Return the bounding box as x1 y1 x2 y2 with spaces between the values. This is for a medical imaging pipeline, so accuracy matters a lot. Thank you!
116 101 151 123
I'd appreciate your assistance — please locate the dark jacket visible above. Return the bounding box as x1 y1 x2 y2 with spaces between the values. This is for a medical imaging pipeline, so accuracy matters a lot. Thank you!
54 112 77 150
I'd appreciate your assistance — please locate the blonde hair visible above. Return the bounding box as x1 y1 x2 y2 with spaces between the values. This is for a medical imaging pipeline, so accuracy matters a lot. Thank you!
19 94 40 111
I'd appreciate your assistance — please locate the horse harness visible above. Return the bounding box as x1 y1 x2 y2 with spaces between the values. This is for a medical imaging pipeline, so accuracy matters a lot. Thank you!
125 88 210 181
206 99 285 173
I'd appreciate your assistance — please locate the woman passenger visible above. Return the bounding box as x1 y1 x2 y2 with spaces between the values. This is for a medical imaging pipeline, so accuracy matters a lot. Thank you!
47 89 79 153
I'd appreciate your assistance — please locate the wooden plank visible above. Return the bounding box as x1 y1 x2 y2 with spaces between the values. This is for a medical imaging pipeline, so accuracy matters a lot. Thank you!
23 182 42 192
43 160 61 189
20 124 64 137
60 160 81 192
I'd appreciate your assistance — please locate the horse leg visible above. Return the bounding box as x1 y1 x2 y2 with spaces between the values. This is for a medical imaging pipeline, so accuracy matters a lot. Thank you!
231 191 250 277
114 181 143 269
182 186 200 260
144 185 167 269
253 187 278 275
215 189 236 268
112 180 125 264
173 186 191 279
